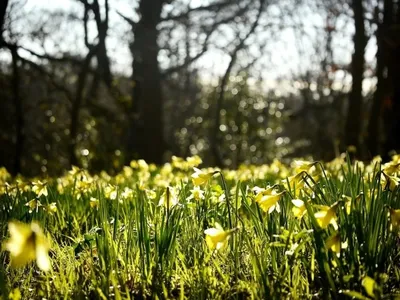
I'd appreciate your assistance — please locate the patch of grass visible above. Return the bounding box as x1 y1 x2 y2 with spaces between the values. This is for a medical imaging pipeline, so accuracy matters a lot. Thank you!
0 154 400 299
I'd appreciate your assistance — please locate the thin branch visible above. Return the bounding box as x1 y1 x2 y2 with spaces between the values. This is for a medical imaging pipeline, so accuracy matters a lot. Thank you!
116 11 137 29
211 0 266 166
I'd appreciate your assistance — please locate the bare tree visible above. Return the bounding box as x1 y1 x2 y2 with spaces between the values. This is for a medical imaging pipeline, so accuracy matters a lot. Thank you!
121 0 255 164
345 0 367 153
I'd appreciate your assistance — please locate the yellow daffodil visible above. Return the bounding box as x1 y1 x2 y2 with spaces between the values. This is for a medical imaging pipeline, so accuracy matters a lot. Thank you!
285 171 306 191
383 162 400 175
121 187 134 200
314 202 339 229
325 233 342 255
291 199 307 218
204 222 236 251
145 189 157 200
191 168 213 186
25 199 42 213
104 184 118 200
3 221 51 271
90 197 99 209
388 208 400 230
362 276 376 298
44 202 57 214
158 187 179 208
187 186 205 201
381 173 399 191
292 160 318 173
186 155 202 168
255 188 284 213
32 180 48 197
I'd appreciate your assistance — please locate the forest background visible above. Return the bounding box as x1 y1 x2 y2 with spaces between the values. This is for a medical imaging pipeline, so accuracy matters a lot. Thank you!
0 0 399 176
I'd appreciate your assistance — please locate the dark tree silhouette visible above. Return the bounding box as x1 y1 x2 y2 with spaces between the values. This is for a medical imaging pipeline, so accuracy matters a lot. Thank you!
345 0 366 153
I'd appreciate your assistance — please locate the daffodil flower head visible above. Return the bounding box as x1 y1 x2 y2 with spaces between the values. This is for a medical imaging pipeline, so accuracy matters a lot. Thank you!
104 184 118 200
292 160 318 173
31 180 48 197
314 202 339 229
44 202 57 214
285 171 306 192
3 221 51 271
362 276 377 298
325 232 346 256
90 197 99 209
388 207 400 230
187 186 205 201
382 162 400 175
381 173 399 191
204 222 235 251
158 186 179 208
186 155 202 168
291 199 307 219
25 199 42 213
191 168 214 186
255 187 284 214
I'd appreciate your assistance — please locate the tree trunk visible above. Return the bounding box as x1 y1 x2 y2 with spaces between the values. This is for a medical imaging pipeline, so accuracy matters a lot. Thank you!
127 0 164 164
383 20 400 158
345 0 366 153
366 1 392 157
10 46 24 175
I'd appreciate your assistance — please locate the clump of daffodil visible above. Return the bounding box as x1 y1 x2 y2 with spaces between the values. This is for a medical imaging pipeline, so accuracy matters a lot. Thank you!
191 167 214 186
3 221 51 271
32 180 48 197
204 222 237 251
187 186 205 201
291 199 307 219
254 186 285 214
314 202 340 229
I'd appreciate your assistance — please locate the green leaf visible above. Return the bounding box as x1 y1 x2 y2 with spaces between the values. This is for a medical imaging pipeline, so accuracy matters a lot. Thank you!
341 290 371 300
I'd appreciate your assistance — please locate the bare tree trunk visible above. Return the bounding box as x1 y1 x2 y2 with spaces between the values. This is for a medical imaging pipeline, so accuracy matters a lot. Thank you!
345 0 366 153
10 45 24 175
383 7 400 158
92 0 112 88
128 0 164 164
366 2 391 157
